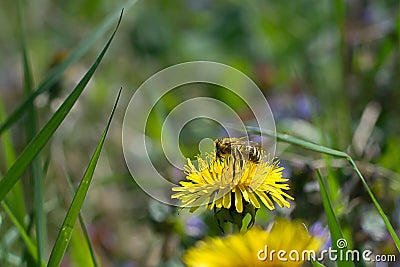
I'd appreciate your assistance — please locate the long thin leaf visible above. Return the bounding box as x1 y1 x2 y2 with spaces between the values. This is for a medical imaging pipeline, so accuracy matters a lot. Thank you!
32 158 46 264
0 98 26 224
47 88 122 267
0 201 45 267
17 0 47 262
69 224 95 267
348 158 400 251
0 0 137 136
0 97 16 176
65 170 98 267
316 170 354 267
249 127 348 158
0 11 123 202
246 126 400 251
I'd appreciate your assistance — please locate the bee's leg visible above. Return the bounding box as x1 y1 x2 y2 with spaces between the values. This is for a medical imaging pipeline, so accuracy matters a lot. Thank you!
238 149 245 168
231 152 237 180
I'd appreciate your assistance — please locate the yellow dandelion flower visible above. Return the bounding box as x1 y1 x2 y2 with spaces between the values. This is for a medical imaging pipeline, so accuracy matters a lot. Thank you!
171 153 293 213
183 219 325 267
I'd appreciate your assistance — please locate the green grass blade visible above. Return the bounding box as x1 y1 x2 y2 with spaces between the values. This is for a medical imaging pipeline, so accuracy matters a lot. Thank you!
69 224 95 267
76 214 98 267
32 159 46 264
246 127 348 158
247 126 400 251
0 11 123 202
0 0 137 136
0 98 16 170
348 158 400 251
1 202 45 267
47 88 122 267
65 171 98 267
17 0 47 261
0 98 26 224
316 170 354 267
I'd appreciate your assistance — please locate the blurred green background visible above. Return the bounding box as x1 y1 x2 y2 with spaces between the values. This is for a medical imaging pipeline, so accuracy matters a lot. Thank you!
0 0 399 266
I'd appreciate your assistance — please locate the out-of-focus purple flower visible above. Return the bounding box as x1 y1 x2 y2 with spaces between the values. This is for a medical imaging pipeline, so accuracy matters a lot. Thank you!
280 162 292 178
295 93 314 120
309 221 331 250
185 216 207 237
269 92 318 121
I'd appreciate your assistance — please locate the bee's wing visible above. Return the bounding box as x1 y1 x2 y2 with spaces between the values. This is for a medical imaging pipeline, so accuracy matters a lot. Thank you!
246 140 261 147
244 134 263 147
231 136 260 147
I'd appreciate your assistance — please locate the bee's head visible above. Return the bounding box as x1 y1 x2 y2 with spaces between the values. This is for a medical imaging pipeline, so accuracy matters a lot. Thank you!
215 138 231 154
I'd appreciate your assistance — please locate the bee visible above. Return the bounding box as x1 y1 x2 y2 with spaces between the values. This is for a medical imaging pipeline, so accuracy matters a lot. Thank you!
214 137 262 163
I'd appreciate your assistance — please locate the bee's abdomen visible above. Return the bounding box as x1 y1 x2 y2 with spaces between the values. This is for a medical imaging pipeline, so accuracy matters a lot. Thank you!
243 145 261 163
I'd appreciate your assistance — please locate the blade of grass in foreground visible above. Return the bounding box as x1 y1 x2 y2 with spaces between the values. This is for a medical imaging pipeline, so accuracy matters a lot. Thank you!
17 0 47 261
0 11 123 202
316 170 354 267
246 126 400 251
0 98 26 223
69 224 95 267
0 201 45 267
65 170 98 267
0 0 137 136
47 88 122 267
